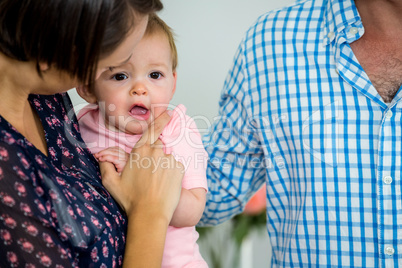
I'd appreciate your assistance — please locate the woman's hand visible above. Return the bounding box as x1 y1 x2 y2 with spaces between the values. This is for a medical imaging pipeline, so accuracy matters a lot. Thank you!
99 112 185 267
99 112 184 222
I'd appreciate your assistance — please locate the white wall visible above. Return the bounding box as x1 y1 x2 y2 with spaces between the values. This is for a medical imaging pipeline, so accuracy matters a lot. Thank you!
69 1 295 267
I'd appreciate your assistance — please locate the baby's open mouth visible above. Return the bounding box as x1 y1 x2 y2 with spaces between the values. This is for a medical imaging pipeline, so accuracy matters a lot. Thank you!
129 104 150 120
130 105 148 115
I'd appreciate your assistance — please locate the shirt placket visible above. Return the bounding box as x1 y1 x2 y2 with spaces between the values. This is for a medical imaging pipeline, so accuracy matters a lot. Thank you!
377 104 402 268
334 27 402 266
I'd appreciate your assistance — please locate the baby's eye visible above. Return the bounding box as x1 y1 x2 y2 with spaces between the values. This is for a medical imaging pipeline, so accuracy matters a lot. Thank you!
112 73 128 81
149 72 163 80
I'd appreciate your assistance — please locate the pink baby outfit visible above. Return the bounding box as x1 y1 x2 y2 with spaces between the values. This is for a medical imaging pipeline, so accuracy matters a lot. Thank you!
78 104 208 268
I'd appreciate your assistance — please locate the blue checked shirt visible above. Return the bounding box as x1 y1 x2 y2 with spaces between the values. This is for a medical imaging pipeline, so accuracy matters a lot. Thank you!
199 0 402 267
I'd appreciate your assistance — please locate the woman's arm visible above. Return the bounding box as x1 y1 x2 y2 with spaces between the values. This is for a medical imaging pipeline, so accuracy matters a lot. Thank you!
100 112 184 267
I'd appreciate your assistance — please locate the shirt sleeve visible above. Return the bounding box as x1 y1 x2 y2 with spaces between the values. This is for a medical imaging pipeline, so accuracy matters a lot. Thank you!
198 40 267 226
162 105 208 192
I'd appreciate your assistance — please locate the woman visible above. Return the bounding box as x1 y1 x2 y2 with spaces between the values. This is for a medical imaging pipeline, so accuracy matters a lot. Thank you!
0 0 184 267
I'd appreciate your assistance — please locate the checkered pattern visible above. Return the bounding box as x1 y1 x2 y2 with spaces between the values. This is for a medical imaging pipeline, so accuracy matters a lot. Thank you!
199 0 402 267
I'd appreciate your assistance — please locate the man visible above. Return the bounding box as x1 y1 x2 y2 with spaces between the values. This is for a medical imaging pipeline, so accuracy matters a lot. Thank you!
200 0 402 266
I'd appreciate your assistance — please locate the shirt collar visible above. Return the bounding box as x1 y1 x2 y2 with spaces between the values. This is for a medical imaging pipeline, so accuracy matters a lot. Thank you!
322 0 363 46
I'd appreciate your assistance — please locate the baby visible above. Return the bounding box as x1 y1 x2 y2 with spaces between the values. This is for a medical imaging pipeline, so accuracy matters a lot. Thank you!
76 14 208 268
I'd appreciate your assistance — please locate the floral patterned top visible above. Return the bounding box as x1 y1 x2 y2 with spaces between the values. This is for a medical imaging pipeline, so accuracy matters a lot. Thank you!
0 93 127 267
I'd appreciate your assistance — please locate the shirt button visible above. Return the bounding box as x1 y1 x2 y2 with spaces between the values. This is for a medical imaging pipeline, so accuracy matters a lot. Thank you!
383 176 393 184
327 31 335 39
349 27 359 35
385 110 393 119
385 246 395 256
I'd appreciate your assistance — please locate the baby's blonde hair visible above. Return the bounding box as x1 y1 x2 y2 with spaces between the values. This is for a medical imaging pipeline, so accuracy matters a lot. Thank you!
146 13 178 71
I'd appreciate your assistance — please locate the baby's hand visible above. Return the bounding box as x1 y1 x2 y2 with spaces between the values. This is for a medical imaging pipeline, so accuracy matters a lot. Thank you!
95 147 129 173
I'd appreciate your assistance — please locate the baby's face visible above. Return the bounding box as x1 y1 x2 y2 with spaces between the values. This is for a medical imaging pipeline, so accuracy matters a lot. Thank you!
93 32 176 135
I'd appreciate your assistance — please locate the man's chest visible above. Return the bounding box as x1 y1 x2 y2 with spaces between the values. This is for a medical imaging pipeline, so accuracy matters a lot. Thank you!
350 38 402 103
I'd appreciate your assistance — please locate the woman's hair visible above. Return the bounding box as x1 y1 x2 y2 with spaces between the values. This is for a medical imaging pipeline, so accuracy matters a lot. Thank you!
0 0 163 84
145 13 178 72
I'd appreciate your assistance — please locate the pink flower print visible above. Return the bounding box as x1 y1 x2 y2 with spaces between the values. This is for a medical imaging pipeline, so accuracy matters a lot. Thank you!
42 233 55 247
82 190 93 201
22 222 39 237
0 146 9 161
78 240 88 249
63 189 76 201
88 187 100 199
33 98 43 111
1 214 17 229
67 206 76 220
2 131 16 145
46 115 61 128
57 245 69 259
56 177 67 186
91 216 102 229
84 203 97 213
104 218 112 230
56 135 64 146
102 204 111 215
75 146 85 155
20 203 33 216
17 153 30 169
30 171 37 184
108 233 114 247
49 147 57 160
112 256 117 268
75 205 85 217
62 147 74 159
14 182 27 197
45 99 56 111
48 189 61 203
6 251 19 267
18 238 34 253
34 155 47 169
63 223 74 237
0 192 16 207
34 199 47 215
68 129 77 139
34 199 46 215
36 252 52 267
35 186 44 197
113 215 120 225
64 114 70 123
91 247 99 262
79 159 88 168
100 264 107 268
102 240 109 258
1 229 12 245
0 167 3 180
82 222 91 236
59 231 68 241
38 217 51 228
50 209 57 219
13 166 29 181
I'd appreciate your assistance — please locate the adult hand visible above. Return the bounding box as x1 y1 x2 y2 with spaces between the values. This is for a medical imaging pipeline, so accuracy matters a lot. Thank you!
100 112 184 223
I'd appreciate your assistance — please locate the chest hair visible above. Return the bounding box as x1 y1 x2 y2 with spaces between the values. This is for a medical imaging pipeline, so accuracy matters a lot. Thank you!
350 38 402 103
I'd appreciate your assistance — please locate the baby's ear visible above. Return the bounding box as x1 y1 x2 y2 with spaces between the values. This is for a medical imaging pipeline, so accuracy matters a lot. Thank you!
76 85 97 104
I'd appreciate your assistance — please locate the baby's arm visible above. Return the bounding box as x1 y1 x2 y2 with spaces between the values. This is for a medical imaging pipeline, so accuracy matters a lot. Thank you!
94 146 128 173
170 188 206 228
